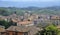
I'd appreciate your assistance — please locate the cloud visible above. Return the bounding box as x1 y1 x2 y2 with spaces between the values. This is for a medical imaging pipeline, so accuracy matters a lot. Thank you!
1 0 60 2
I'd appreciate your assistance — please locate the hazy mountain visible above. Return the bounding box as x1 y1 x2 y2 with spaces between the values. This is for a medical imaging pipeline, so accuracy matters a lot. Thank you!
0 6 60 16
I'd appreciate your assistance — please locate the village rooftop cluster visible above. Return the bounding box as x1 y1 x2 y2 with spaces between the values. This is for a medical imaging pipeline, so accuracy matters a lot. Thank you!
0 11 60 35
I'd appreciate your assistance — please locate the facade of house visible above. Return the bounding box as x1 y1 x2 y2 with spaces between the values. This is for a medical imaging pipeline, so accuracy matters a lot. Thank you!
50 15 60 26
0 26 6 35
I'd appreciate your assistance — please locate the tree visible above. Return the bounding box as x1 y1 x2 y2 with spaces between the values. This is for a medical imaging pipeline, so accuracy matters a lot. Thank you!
0 20 11 29
45 24 58 35
35 24 58 35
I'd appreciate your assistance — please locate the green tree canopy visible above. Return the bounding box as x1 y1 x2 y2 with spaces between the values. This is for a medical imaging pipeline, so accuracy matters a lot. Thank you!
45 24 58 31
0 20 11 29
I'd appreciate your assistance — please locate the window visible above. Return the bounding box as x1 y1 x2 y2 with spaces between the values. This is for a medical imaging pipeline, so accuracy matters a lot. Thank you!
13 32 17 35
34 21 37 25
21 19 24 21
1 32 5 35
15 32 17 35
13 22 17 26
28 19 30 21
6 33 9 35
24 32 28 35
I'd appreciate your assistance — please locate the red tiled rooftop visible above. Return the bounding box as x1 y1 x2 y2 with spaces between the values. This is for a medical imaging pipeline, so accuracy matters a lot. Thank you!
18 21 32 25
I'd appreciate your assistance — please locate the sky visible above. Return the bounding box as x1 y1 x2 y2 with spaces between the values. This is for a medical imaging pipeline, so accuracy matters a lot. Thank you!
1 0 60 2
0 0 60 7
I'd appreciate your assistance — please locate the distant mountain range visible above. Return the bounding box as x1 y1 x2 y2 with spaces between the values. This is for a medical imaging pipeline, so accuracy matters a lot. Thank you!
21 6 60 10
0 6 60 16
20 6 60 15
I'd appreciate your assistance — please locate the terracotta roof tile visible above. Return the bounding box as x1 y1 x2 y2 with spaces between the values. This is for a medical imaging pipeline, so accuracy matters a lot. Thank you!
6 26 42 34
17 21 32 25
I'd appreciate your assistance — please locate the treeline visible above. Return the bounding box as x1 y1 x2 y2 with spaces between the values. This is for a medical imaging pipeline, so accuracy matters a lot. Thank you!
0 20 17 29
0 7 24 16
0 6 60 16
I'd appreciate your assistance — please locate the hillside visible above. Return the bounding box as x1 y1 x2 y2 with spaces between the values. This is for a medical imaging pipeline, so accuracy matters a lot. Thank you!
0 6 60 16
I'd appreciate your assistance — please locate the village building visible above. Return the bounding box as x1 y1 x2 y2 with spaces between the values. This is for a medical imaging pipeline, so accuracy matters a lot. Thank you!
50 15 60 26
0 26 6 35
6 26 42 35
